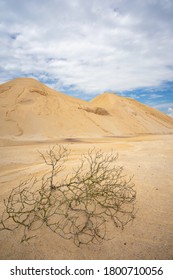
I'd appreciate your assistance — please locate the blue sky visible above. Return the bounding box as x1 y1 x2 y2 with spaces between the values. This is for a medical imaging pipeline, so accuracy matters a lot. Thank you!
0 0 173 116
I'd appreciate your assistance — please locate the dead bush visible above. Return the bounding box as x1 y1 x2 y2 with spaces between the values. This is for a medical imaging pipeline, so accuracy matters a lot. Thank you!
0 146 136 246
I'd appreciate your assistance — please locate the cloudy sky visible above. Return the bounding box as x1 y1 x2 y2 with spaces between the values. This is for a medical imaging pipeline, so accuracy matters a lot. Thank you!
0 0 173 116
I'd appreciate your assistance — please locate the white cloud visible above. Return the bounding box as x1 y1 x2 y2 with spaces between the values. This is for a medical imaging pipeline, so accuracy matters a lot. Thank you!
168 107 173 117
149 93 164 99
148 102 173 116
0 0 173 95
151 102 173 110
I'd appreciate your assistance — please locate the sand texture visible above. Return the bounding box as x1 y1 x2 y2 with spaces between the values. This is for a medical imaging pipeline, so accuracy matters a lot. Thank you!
0 78 173 259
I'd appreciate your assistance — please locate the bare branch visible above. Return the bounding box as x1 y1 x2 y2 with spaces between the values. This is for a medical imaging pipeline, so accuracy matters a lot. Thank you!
0 146 136 246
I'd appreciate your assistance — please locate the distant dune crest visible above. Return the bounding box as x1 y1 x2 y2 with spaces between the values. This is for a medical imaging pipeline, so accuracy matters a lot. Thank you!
0 77 173 140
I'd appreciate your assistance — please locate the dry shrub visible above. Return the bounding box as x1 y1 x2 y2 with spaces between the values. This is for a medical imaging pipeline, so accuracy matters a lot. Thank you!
0 146 136 246
79 106 109 116
30 88 47 96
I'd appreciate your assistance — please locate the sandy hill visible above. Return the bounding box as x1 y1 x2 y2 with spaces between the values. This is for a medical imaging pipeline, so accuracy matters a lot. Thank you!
0 78 173 140
91 92 173 135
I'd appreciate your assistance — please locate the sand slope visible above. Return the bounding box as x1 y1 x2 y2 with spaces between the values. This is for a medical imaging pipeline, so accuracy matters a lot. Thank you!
0 78 173 141
91 92 173 135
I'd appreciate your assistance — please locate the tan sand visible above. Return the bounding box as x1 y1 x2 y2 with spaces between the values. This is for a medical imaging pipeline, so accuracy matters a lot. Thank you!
0 78 173 259
0 135 173 260
0 78 173 141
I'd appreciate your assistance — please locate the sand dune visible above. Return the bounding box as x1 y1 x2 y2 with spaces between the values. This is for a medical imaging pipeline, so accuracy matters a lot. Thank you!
0 78 173 260
0 78 173 142
91 92 173 134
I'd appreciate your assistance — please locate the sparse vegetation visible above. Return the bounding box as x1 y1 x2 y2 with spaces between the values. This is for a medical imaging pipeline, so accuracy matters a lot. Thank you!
0 146 136 246
30 88 47 96
78 106 110 116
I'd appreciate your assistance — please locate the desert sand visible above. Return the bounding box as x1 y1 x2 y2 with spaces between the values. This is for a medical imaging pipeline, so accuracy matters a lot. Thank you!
0 78 173 141
0 78 173 259
0 135 173 260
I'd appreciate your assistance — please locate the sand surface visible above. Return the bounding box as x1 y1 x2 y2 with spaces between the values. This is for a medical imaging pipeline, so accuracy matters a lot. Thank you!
0 134 173 260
